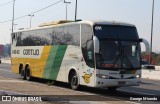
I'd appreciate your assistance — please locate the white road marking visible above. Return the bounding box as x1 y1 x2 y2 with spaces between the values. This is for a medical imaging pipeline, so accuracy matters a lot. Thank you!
0 69 12 73
118 89 156 96
0 90 24 95
0 76 28 83
125 101 141 104
0 80 27 83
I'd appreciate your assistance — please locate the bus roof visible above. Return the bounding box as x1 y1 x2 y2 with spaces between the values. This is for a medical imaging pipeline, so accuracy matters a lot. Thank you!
13 20 135 33
79 20 135 27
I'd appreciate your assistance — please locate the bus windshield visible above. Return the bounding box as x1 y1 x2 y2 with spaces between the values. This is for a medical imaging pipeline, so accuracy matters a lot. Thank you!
94 25 141 69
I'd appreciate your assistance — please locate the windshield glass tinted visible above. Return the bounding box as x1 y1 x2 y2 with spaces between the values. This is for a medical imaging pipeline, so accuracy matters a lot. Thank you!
96 40 141 69
94 25 139 40
94 25 141 69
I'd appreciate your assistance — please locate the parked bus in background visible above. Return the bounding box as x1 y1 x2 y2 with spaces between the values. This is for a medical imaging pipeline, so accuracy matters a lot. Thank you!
11 20 149 90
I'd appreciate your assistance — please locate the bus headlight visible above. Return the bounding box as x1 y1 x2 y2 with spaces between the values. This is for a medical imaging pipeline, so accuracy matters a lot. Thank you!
136 74 141 78
96 74 110 79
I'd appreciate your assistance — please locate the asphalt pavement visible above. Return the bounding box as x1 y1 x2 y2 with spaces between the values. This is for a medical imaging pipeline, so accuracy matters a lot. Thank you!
0 61 160 104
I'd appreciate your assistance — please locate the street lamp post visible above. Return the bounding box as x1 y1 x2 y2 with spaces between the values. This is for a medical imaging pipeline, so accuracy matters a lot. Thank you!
150 0 155 64
13 24 17 30
64 0 71 20
11 0 16 33
28 14 34 28
75 0 77 21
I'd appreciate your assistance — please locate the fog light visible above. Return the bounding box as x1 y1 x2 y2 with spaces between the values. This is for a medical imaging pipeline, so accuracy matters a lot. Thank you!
136 74 141 78
96 74 109 79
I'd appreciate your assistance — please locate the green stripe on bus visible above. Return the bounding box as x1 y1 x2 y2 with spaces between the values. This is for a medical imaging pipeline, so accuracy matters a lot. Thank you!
49 45 67 80
43 45 67 80
43 46 58 79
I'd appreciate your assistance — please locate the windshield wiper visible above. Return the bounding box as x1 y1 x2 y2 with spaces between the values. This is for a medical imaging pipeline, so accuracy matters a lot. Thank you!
112 41 121 68
124 54 134 68
112 43 134 68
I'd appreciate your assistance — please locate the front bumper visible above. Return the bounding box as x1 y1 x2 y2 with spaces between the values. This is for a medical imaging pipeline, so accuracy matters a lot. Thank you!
95 77 141 88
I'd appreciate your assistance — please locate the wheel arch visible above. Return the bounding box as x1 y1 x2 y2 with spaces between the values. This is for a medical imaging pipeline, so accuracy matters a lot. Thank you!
68 67 79 83
19 63 24 74
24 63 31 75
24 63 30 70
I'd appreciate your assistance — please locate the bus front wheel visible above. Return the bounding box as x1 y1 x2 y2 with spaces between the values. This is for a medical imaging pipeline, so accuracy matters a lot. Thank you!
70 72 79 90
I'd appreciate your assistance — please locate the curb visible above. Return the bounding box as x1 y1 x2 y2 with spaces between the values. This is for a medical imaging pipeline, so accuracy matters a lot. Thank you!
0 90 23 96
0 59 11 64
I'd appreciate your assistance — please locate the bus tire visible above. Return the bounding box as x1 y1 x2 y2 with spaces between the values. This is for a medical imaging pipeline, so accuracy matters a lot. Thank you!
70 72 79 90
25 66 32 81
19 64 23 73
19 64 25 80
21 69 26 80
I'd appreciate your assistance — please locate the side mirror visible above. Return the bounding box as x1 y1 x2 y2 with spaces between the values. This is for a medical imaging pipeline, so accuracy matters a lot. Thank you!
93 36 99 53
140 38 150 54
139 39 142 42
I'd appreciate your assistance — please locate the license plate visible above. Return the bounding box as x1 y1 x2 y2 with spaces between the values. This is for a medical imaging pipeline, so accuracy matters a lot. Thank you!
118 81 125 86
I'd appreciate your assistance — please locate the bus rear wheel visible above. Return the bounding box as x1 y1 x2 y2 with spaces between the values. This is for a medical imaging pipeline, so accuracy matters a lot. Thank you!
70 72 79 90
19 65 25 80
25 66 32 81
20 69 26 80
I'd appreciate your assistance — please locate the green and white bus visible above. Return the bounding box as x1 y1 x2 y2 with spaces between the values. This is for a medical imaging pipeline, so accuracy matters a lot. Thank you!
11 20 149 90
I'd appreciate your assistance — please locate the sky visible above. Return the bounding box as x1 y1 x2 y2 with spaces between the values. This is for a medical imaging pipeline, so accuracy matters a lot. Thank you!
0 0 160 52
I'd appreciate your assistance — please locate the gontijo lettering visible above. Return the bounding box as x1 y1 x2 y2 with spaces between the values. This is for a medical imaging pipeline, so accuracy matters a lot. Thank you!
23 49 39 55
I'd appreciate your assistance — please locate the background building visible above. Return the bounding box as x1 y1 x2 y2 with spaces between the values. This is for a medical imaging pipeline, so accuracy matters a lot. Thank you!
0 44 10 58
4 44 11 57
0 44 4 57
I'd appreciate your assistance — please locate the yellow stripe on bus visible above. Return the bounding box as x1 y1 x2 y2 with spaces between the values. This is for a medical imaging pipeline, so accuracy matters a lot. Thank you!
11 46 51 78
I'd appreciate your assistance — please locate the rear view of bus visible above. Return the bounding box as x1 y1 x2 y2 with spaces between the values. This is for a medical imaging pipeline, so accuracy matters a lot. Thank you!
91 21 143 90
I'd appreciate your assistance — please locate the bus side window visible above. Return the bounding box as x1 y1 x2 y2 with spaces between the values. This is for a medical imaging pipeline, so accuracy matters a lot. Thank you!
81 24 94 68
87 40 94 61
86 40 94 67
